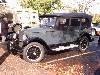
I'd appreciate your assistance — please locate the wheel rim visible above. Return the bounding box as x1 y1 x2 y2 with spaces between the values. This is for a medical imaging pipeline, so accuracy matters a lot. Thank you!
26 45 41 61
80 38 88 50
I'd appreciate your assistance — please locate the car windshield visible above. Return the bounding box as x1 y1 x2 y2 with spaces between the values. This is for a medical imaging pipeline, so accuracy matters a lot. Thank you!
39 17 56 27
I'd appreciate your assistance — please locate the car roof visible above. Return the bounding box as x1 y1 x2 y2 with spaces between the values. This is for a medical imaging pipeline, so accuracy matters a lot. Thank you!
39 13 92 19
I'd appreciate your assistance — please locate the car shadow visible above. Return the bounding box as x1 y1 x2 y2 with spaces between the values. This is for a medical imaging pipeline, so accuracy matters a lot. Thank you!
0 43 11 65
0 51 10 65
94 68 100 75
41 48 79 63
41 44 100 63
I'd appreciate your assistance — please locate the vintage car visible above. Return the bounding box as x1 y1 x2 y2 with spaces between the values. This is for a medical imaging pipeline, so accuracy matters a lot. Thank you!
7 13 94 63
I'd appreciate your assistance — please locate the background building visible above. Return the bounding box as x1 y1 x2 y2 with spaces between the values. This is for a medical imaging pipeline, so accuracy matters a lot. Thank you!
0 0 39 28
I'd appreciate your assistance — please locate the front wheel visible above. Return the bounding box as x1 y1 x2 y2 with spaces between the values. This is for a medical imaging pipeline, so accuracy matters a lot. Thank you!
79 36 89 52
23 42 45 63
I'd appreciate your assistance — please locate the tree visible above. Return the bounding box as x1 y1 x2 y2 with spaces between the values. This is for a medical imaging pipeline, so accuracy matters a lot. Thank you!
0 3 13 20
77 0 95 13
93 14 100 24
63 0 95 13
21 0 63 15
0 0 7 3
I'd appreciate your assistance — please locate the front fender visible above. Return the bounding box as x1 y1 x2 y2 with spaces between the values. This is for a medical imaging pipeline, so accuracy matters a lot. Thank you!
19 37 50 53
19 37 48 48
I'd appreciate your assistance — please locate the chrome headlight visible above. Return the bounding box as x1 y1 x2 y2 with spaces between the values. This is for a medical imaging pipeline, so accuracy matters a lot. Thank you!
91 28 96 36
23 34 27 41
13 34 17 39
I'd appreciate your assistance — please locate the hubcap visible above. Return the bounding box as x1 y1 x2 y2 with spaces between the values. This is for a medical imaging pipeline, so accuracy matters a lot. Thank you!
26 45 41 61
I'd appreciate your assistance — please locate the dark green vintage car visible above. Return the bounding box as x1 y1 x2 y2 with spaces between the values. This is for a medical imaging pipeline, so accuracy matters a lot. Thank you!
7 13 94 63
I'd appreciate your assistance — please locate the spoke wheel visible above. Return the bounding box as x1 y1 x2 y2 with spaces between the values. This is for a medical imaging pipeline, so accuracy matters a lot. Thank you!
79 36 89 52
27 45 41 60
23 42 45 63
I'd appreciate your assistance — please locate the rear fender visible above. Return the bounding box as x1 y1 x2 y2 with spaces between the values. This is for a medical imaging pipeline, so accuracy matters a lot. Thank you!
76 32 92 44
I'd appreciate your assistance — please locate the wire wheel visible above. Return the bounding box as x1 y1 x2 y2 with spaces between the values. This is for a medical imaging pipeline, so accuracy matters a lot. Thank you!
79 36 89 52
23 42 45 63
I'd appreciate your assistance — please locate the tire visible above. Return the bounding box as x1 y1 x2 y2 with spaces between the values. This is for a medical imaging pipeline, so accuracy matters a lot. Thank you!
79 36 89 52
23 42 45 63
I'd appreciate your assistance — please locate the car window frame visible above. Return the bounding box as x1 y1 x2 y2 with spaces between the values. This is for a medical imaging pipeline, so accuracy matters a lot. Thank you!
55 17 70 31
70 18 81 26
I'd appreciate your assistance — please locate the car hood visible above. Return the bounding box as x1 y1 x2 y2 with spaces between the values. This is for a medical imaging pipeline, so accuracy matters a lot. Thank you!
23 27 55 34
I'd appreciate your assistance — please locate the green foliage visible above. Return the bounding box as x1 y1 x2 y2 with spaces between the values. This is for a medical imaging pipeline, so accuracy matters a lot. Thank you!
93 14 100 24
21 0 62 15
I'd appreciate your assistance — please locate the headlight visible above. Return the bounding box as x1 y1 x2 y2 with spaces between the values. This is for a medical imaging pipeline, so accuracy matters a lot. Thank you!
23 34 27 40
91 28 96 36
13 34 17 39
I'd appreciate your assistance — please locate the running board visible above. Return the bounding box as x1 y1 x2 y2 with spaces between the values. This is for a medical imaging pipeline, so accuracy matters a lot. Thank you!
52 44 78 51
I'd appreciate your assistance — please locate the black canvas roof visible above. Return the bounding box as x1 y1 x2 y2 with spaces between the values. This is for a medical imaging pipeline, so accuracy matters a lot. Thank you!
39 13 92 19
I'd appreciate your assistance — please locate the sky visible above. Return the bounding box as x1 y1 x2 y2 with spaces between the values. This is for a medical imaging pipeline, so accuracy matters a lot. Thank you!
6 0 100 14
6 0 20 8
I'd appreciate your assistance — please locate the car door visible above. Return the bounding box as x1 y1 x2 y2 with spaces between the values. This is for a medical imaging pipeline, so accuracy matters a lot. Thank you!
55 18 71 43
60 18 71 42
66 18 80 42
42 17 64 45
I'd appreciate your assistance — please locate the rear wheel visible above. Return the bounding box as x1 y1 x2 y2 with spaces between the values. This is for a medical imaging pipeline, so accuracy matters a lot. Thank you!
79 36 89 52
23 42 45 63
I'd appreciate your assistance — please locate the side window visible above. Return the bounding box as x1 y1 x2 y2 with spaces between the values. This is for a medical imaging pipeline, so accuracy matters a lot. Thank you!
81 18 89 27
57 18 69 30
71 18 80 26
59 18 66 25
